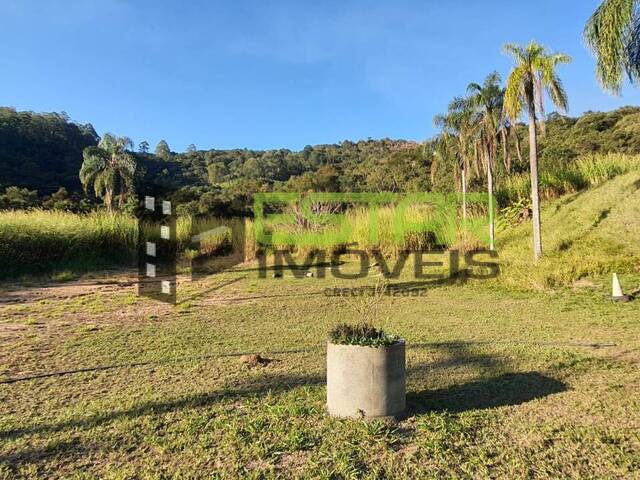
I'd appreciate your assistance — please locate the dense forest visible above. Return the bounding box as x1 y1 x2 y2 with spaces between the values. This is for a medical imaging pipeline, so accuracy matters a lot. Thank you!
1 105 640 215
0 108 98 194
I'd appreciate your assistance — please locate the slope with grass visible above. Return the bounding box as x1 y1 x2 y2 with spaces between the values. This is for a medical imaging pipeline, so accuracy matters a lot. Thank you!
498 170 640 289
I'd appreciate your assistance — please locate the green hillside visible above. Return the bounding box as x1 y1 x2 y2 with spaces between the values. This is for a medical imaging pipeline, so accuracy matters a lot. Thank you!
499 170 640 289
2 106 640 217
0 108 98 194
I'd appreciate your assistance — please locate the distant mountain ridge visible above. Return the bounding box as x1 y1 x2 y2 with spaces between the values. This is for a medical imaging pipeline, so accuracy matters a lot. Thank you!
1 105 639 207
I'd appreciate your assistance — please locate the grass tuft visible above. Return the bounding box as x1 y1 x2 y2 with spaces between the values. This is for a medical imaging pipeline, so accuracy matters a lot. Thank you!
328 322 400 347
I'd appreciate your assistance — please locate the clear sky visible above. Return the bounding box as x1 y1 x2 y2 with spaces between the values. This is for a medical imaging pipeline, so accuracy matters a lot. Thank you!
2 0 639 152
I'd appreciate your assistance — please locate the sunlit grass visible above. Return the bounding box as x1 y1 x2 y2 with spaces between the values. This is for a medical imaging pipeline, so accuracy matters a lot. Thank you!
497 170 640 289
0 209 137 278
497 153 640 205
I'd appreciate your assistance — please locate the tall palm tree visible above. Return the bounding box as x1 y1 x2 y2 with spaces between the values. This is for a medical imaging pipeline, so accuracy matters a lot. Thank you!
80 133 136 212
467 72 505 250
584 0 640 94
503 42 571 261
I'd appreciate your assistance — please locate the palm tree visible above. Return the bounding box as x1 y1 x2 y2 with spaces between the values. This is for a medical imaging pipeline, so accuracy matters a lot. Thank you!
503 42 571 261
434 97 477 220
467 72 505 250
584 0 640 94
80 133 136 212
431 132 467 217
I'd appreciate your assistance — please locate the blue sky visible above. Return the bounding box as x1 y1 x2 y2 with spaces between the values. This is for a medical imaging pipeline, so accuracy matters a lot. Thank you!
1 0 639 152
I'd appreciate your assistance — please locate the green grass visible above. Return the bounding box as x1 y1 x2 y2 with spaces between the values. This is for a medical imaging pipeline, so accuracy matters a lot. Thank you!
0 154 639 477
0 260 639 478
0 210 137 278
0 211 254 279
497 170 640 289
49 270 77 283
496 153 640 205
1 152 638 289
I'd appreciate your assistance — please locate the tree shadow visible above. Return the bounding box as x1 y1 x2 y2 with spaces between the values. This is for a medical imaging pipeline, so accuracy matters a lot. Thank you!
387 274 469 292
229 260 343 274
407 372 567 414
0 371 325 441
0 438 95 469
407 342 503 380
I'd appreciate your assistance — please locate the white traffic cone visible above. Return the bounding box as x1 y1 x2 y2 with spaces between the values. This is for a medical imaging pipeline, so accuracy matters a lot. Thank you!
611 273 630 302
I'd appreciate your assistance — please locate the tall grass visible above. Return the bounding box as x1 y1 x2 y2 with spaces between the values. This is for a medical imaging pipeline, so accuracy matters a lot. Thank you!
497 170 640 290
0 210 257 279
497 153 640 205
260 203 487 258
4 152 636 280
0 209 138 278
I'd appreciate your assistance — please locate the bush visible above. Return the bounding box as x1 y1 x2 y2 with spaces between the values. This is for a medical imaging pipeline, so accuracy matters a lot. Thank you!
328 323 400 347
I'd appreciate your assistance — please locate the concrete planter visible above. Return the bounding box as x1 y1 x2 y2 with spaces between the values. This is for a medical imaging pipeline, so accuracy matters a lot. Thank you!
326 340 406 419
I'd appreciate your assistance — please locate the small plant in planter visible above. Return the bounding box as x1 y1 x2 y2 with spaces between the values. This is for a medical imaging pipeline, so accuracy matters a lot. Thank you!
326 279 406 419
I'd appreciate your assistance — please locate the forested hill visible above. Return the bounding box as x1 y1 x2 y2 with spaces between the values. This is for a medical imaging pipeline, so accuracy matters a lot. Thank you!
0 108 98 194
1 105 640 214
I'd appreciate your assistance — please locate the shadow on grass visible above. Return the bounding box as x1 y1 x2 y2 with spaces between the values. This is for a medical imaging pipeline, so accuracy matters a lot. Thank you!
229 260 344 274
0 438 92 469
407 342 502 380
0 342 566 447
0 371 325 442
407 372 567 414
406 342 567 413
385 274 469 292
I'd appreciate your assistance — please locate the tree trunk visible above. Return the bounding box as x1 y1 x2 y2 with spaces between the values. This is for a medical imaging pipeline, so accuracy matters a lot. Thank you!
481 139 495 251
535 74 546 137
473 143 480 178
527 107 542 261
105 189 114 213
500 127 511 173
461 168 467 221
512 127 523 166
487 158 495 250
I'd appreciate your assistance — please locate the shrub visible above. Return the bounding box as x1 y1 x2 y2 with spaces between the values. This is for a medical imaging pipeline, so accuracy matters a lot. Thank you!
328 323 400 347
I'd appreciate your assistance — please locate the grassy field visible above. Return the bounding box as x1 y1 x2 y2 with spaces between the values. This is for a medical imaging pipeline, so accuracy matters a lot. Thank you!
1 156 639 478
0 259 639 478
496 153 640 204
0 210 138 278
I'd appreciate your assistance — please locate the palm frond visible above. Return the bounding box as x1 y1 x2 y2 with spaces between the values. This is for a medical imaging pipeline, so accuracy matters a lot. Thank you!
503 43 527 63
466 82 482 95
625 10 640 82
504 65 528 121
544 72 569 113
584 0 636 93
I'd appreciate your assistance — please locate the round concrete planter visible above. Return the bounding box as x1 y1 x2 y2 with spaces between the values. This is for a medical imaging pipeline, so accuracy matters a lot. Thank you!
326 340 406 419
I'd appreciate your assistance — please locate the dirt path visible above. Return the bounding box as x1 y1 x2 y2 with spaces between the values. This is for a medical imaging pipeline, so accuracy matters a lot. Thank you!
0 271 138 305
